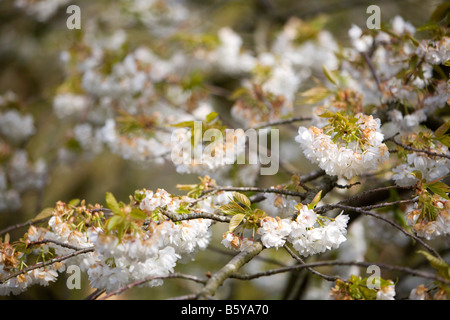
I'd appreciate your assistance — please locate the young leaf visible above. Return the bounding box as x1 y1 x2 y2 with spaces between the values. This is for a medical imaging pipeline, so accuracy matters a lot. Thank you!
411 170 423 181
106 215 123 232
418 250 450 280
322 65 338 86
206 112 219 123
69 198 80 207
434 121 450 138
233 192 251 209
32 207 55 222
220 202 246 215
229 213 245 232
105 192 121 214
170 121 195 128
308 190 322 210
130 208 147 220
300 87 330 104
426 181 450 200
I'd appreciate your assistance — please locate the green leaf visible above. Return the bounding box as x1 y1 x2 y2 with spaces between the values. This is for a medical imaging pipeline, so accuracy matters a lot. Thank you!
130 208 147 220
308 191 322 210
105 192 121 214
229 213 245 232
170 121 195 128
206 112 219 123
233 192 251 209
429 2 450 22
220 202 246 215
434 121 450 138
106 215 123 232
426 181 450 200
411 170 423 181
436 135 450 148
69 198 80 207
322 65 338 86
418 250 450 280
32 207 55 222
300 87 331 104
416 22 441 32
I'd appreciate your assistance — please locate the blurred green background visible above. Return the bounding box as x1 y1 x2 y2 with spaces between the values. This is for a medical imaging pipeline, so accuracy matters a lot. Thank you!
0 0 445 300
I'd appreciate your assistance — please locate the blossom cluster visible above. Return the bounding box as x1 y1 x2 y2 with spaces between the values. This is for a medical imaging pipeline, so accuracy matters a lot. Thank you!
392 134 450 187
2 0 449 300
222 202 349 258
296 112 389 179
405 196 450 240
330 275 396 300
0 187 215 295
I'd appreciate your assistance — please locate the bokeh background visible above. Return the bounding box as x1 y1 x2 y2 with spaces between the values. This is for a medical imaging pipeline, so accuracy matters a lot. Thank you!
0 0 446 299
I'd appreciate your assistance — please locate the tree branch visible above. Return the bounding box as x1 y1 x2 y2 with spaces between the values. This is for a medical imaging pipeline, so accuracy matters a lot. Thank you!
196 241 264 299
231 260 450 285
0 246 94 285
318 203 442 260
99 273 207 300
385 136 450 160
162 210 231 223
283 244 338 282
245 116 312 131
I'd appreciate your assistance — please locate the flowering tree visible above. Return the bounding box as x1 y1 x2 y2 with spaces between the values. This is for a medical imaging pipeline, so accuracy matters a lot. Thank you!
0 0 449 301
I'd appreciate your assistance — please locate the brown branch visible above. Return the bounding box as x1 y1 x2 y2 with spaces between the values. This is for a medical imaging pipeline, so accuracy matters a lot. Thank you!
283 244 338 282
99 273 207 300
201 186 306 199
162 210 231 223
27 239 88 252
358 198 418 210
84 289 105 300
0 217 50 237
385 136 450 160
361 51 381 89
245 116 312 131
0 246 95 284
318 203 442 260
196 241 264 299
230 260 450 285
335 185 415 206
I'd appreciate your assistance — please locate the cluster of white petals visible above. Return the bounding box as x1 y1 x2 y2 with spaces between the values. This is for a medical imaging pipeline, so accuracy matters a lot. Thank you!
405 198 450 240
288 209 349 257
296 113 389 179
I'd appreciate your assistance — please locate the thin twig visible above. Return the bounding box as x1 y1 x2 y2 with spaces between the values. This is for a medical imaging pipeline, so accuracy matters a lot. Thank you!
335 182 361 189
385 136 450 160
201 186 306 199
283 244 338 282
0 217 50 237
335 185 415 206
230 260 450 285
361 51 381 88
99 273 207 300
84 289 106 300
27 239 88 252
359 198 418 210
318 203 442 260
0 246 95 284
246 116 312 131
